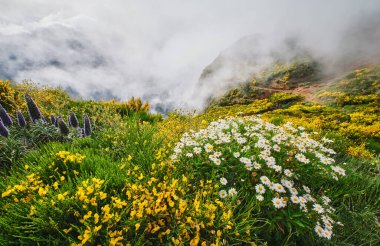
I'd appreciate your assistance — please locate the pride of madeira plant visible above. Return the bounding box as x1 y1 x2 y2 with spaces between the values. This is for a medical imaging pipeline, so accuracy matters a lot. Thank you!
0 93 93 169
25 93 44 123
0 104 13 127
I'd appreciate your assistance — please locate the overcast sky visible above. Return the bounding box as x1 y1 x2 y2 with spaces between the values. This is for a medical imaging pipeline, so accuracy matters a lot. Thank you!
1 0 380 110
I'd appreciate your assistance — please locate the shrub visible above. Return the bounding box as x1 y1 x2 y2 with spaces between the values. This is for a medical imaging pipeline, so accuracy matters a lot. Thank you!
30 120 60 145
0 80 18 113
0 135 26 168
172 116 345 241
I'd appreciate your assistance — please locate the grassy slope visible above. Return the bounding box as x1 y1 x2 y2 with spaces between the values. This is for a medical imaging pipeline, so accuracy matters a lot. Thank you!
0 64 379 245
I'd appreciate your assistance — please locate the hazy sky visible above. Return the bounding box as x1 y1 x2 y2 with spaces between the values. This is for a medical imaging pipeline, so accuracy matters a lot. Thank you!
1 0 380 110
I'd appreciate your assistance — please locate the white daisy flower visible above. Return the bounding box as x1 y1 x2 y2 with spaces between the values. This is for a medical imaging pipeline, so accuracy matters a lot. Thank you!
331 166 346 176
313 203 325 214
214 151 222 157
213 158 221 166
204 143 213 153
274 183 286 193
233 152 240 158
215 139 223 145
289 188 298 195
239 157 251 165
256 195 264 201
272 197 282 209
193 147 202 154
260 176 270 185
228 188 238 197
272 197 286 208
272 144 281 152
219 190 228 199
290 196 300 204
255 184 266 194
303 185 311 193
186 153 193 158
322 229 332 239
220 177 228 185
236 137 247 144
253 162 262 170
314 225 324 237
242 146 251 152
273 165 282 173
245 163 253 171
298 126 305 131
322 196 331 205
284 169 293 177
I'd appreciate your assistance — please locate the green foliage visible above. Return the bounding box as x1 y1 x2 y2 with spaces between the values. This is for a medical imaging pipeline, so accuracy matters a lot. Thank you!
30 120 61 145
0 135 26 168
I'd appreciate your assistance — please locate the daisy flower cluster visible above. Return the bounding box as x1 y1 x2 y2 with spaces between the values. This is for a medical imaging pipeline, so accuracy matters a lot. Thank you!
171 116 346 239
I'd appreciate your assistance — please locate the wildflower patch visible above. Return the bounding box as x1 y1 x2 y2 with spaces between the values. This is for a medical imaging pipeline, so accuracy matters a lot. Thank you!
172 116 346 239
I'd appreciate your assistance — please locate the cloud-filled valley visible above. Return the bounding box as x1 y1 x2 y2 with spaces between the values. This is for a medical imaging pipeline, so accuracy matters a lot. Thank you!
1 0 380 111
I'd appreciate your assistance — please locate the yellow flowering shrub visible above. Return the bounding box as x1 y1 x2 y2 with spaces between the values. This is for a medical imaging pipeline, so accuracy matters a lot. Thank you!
346 144 374 159
0 80 20 113
122 158 248 245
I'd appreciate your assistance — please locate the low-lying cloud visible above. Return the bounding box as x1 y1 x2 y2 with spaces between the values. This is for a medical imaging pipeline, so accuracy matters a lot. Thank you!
1 0 380 111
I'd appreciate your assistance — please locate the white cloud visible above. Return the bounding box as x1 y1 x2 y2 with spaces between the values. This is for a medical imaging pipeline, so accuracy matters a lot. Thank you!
0 0 379 111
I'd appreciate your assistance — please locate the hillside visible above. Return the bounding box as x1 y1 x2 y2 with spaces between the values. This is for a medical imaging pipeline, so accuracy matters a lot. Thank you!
0 62 379 245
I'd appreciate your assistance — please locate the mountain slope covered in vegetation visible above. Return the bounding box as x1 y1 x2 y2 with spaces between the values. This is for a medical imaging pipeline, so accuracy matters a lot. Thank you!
0 63 379 245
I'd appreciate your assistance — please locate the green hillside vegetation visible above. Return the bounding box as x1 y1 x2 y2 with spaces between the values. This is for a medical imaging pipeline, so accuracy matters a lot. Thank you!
0 64 379 245
209 58 321 107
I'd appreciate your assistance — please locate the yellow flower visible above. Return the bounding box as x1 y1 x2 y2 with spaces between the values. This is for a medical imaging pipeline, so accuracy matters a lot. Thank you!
78 229 91 245
182 175 188 183
29 206 36 216
38 186 48 196
53 181 59 190
94 213 99 224
190 234 200 246
60 176 65 181
57 194 65 201
86 186 94 195
63 228 73 234
14 185 26 191
109 236 123 246
83 211 92 220
94 225 102 233
99 191 107 200
1 190 12 198
135 223 140 231
138 173 144 180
